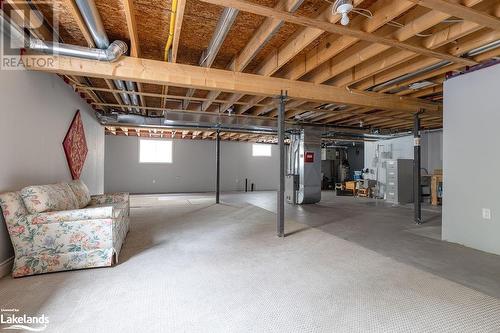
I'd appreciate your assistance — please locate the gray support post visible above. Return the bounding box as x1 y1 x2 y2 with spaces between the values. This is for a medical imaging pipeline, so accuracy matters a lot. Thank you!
216 129 221 204
414 111 422 224
277 91 287 237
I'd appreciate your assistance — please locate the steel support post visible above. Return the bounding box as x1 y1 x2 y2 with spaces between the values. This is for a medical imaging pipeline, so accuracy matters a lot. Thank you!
216 129 221 204
414 111 422 224
277 91 287 237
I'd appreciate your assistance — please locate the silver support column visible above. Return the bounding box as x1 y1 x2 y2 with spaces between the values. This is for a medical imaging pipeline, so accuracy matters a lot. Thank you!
277 91 287 237
413 111 422 224
216 129 221 204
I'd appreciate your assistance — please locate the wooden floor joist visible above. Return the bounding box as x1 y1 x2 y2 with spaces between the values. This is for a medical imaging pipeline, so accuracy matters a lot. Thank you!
22 55 441 113
18 0 500 136
197 0 477 66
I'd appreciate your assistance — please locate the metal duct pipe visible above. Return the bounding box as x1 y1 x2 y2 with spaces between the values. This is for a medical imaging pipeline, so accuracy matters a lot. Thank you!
185 7 239 104
200 8 239 67
29 39 127 61
0 11 127 62
371 39 500 92
464 39 500 57
75 0 140 113
371 61 451 92
113 80 133 113
125 81 141 111
74 0 109 49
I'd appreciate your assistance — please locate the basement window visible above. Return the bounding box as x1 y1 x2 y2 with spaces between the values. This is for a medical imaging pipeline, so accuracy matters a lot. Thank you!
139 139 173 163
252 144 272 157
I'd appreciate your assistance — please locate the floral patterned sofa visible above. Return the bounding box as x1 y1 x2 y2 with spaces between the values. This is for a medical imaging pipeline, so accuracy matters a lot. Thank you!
0 180 129 278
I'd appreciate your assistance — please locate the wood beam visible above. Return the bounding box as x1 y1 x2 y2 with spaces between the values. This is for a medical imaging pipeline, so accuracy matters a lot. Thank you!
200 0 305 112
5 1 104 109
314 8 484 86
234 0 367 114
75 85 272 107
252 0 413 116
60 0 128 110
161 0 186 107
341 8 499 90
353 29 499 92
122 0 140 57
160 0 187 108
378 63 462 93
23 55 441 113
279 0 416 82
171 0 186 63
122 0 146 113
249 0 485 116
5 0 53 41
408 85 443 98
60 0 95 47
409 0 500 31
197 0 476 66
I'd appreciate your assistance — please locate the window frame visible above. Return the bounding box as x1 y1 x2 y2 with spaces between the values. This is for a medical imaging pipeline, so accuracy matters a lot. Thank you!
138 138 173 164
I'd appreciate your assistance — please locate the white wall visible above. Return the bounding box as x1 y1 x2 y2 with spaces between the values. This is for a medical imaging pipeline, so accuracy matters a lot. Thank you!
105 135 279 193
0 70 105 270
443 64 500 255
364 131 443 194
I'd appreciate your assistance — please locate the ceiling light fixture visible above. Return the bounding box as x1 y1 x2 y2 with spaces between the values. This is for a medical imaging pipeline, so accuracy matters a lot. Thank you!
333 0 353 26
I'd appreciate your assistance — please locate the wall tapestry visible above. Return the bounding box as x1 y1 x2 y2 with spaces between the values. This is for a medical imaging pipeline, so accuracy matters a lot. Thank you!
63 110 88 179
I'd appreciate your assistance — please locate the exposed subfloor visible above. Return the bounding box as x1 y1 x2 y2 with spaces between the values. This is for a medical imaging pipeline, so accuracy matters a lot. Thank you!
0 192 499 332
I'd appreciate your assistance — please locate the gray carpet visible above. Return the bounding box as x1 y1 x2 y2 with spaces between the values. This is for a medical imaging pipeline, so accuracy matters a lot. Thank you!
405 225 442 240
1 195 500 332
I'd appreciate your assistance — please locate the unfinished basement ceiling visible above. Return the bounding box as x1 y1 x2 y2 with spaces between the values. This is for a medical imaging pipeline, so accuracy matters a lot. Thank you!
21 0 500 140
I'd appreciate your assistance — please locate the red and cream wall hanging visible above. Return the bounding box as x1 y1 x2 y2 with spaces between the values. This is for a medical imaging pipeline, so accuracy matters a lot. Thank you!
63 110 88 179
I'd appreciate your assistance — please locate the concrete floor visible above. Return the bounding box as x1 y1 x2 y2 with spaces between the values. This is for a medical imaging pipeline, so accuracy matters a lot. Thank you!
222 191 500 300
0 191 499 332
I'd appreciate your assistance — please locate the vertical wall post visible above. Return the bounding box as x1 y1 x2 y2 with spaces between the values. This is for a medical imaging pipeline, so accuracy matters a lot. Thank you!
414 111 422 224
216 129 221 204
277 91 287 237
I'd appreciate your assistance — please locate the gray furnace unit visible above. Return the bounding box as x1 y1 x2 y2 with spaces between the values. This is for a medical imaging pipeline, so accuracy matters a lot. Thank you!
385 159 414 204
286 128 321 204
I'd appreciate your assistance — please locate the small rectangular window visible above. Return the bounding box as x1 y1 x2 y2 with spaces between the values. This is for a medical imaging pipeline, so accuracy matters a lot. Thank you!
139 139 172 163
252 144 272 157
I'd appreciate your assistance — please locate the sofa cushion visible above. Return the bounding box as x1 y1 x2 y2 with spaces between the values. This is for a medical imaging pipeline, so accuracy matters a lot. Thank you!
21 183 78 214
68 180 91 208
90 202 127 219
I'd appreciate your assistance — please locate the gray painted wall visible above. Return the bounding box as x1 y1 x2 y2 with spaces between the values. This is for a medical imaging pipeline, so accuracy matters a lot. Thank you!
105 136 279 193
0 70 105 268
443 64 500 255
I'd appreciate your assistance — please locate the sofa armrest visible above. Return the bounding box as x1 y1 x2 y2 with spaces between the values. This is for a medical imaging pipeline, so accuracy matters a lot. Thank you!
90 193 129 206
27 218 114 255
25 206 113 225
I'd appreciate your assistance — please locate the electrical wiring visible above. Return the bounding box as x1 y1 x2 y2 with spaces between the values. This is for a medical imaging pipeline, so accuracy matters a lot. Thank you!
351 8 373 19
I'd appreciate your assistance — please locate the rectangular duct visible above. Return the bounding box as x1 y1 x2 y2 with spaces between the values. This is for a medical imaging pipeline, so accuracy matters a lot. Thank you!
287 128 322 204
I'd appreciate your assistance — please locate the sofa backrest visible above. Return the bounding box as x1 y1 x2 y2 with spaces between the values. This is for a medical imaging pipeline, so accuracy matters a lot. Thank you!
0 192 28 226
20 183 79 214
68 179 91 208
0 192 32 258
